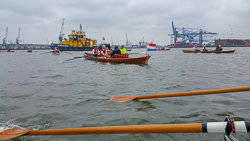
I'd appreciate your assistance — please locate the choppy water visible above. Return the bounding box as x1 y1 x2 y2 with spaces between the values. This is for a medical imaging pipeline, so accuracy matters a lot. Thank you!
0 48 249 141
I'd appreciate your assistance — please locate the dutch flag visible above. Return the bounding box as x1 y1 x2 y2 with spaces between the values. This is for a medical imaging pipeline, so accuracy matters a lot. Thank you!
147 43 157 51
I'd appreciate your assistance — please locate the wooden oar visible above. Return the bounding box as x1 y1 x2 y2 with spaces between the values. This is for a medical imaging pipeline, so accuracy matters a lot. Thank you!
64 56 85 61
111 86 250 102
0 121 249 140
61 51 73 54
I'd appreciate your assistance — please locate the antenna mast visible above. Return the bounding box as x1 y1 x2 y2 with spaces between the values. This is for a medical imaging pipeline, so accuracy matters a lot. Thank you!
125 33 128 46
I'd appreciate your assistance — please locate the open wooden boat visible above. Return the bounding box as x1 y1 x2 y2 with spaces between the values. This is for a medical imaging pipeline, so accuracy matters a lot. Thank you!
156 48 170 51
51 50 60 54
85 53 151 65
182 50 235 53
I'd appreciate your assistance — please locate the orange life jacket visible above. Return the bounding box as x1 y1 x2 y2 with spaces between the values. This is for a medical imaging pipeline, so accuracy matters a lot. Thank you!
94 48 99 54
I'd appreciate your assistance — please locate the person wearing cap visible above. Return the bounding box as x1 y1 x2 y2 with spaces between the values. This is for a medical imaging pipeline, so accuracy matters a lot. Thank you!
120 45 127 54
54 47 59 51
92 46 100 57
215 44 223 51
110 46 121 58
202 44 207 51
194 44 200 51
100 46 109 57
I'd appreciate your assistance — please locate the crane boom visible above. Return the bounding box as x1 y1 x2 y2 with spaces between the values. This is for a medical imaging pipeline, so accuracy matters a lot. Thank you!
2 27 8 45
16 27 21 44
169 21 217 47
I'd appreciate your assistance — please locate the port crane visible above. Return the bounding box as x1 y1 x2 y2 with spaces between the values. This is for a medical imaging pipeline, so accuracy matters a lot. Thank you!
170 21 217 47
16 27 21 44
59 18 65 42
2 27 8 45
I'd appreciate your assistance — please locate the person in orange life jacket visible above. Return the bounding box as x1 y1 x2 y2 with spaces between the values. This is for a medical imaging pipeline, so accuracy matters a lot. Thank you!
203 44 207 51
110 46 121 58
92 46 100 57
100 46 109 57
99 49 104 57
103 45 111 55
99 47 106 57
54 47 59 51
194 44 200 51
104 45 110 52
107 46 111 54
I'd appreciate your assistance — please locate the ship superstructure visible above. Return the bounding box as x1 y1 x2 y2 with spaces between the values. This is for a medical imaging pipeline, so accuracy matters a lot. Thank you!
50 19 98 51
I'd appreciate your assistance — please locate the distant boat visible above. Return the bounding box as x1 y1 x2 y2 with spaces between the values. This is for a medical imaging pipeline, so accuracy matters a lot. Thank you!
182 50 235 53
156 48 170 51
51 50 60 54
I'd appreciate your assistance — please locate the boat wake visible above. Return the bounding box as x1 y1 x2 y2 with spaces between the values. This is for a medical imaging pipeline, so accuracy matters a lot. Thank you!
0 120 24 132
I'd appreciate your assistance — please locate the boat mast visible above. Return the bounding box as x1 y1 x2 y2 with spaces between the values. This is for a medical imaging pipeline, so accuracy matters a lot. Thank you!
16 27 21 44
2 27 8 45
59 18 65 42
125 32 128 46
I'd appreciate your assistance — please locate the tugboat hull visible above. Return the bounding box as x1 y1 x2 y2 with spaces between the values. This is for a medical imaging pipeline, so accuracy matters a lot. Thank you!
50 43 93 51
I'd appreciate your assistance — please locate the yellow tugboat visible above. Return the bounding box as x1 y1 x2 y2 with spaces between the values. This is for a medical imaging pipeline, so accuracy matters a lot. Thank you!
50 20 98 51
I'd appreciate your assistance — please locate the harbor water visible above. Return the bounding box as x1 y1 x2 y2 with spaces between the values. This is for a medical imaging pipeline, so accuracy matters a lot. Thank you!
0 48 249 140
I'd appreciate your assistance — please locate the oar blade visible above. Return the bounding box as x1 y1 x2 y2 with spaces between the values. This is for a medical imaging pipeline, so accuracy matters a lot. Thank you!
0 129 28 140
110 96 136 102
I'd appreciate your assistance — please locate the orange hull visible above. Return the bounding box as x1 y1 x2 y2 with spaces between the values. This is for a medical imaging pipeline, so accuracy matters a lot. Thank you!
182 50 235 53
85 53 150 65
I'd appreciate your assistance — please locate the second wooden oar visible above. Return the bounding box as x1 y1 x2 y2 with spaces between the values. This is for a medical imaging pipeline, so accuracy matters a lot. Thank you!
110 86 250 102
0 121 249 140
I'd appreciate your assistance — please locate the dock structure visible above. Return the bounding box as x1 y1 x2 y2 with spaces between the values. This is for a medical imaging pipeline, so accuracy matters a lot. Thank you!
1 26 50 50
0 44 50 50
215 39 250 47
169 21 217 48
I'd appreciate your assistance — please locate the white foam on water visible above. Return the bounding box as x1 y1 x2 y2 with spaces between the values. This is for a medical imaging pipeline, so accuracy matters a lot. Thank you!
0 120 25 132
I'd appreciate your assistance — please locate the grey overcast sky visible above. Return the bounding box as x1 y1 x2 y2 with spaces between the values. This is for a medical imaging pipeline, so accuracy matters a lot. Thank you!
0 0 249 45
